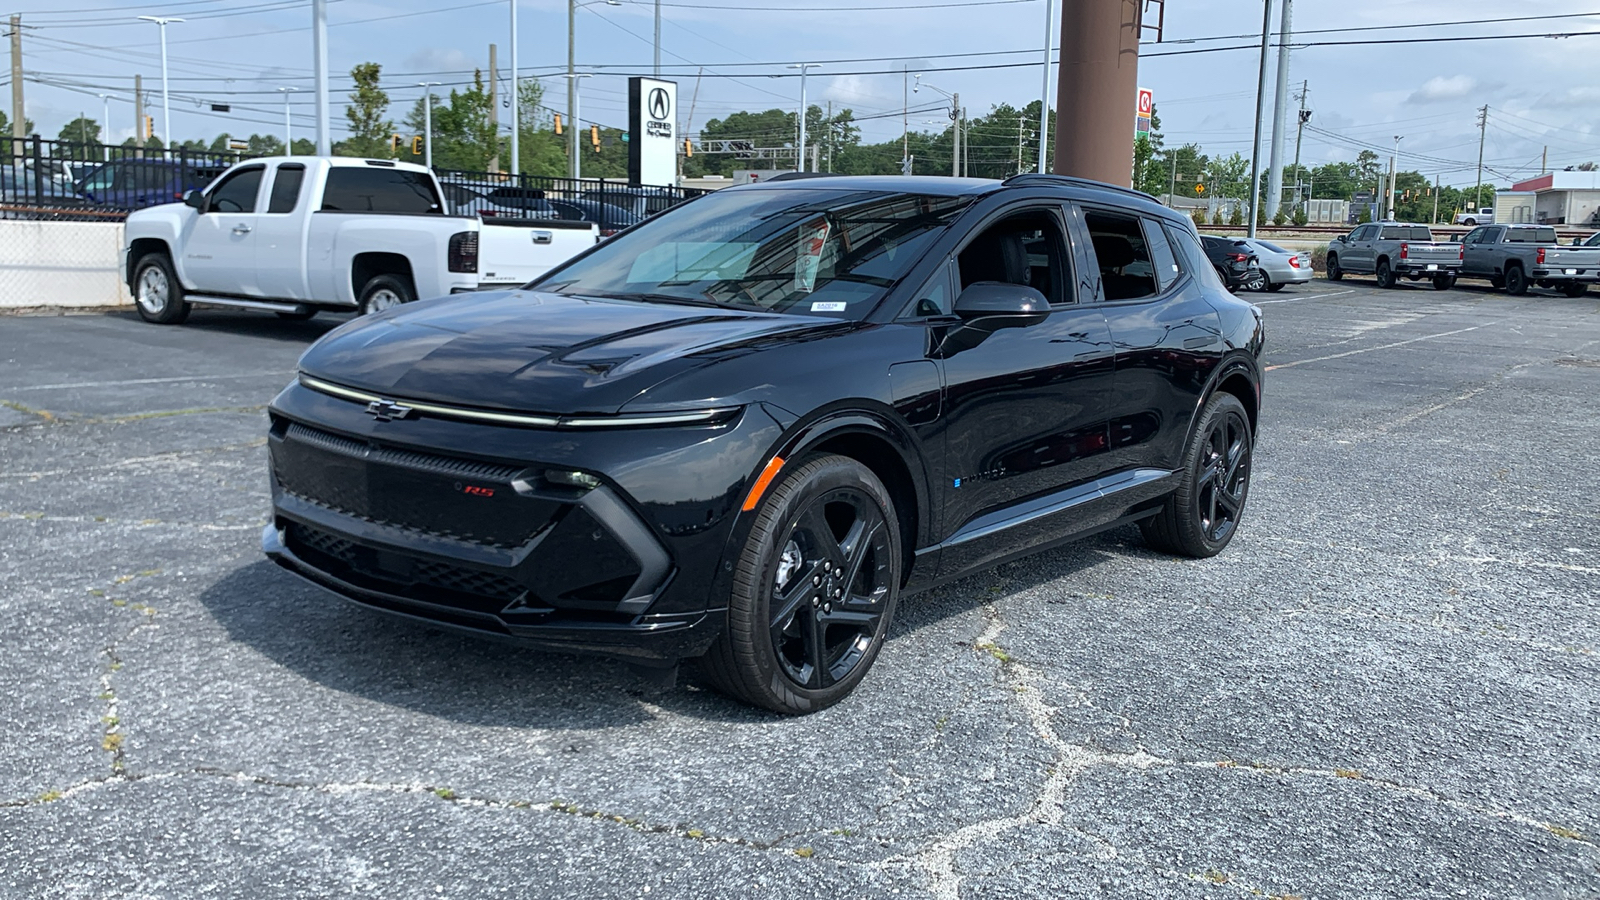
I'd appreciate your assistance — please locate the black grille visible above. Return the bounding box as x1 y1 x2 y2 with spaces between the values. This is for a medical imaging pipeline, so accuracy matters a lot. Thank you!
413 559 525 602
286 522 528 607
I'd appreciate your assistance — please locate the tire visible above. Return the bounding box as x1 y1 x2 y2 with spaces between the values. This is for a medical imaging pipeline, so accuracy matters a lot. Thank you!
701 454 902 714
1140 393 1253 559
1326 255 1342 281
1504 265 1529 296
132 252 190 325
276 308 319 321
1562 283 1589 298
1266 281 1286 293
1375 259 1396 289
1489 275 1505 290
1218 266 1239 293
1462 218 1477 227
358 274 415 316
1432 275 1456 291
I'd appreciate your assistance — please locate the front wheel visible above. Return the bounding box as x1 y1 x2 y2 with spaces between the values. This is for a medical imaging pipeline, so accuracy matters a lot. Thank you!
1140 393 1253 559
1432 275 1456 291
1505 266 1529 296
1326 256 1342 281
1375 259 1396 289
701 454 901 714
1563 283 1589 298
358 274 415 316
132 252 190 325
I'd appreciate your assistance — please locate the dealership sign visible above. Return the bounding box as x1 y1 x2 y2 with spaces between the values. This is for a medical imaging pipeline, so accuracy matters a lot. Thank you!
629 77 678 187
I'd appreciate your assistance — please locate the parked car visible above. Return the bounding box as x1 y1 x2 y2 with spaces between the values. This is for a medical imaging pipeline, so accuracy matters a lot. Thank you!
1325 222 1462 289
548 197 644 237
1199 235 1264 292
262 172 1266 713
1459 224 1600 296
122 156 597 324
0 166 90 209
1455 207 1495 227
580 185 685 219
75 159 227 210
1237 238 1311 292
439 181 561 219
1582 232 1600 248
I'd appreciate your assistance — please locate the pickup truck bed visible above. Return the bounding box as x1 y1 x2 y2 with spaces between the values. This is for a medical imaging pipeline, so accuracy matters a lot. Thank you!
477 217 599 288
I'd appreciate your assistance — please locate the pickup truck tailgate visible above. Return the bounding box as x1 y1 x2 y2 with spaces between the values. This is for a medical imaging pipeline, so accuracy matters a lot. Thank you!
1537 246 1600 272
477 219 599 287
1402 242 1462 265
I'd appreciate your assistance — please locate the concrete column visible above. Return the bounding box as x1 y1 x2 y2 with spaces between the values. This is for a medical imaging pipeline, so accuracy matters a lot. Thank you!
1052 0 1141 186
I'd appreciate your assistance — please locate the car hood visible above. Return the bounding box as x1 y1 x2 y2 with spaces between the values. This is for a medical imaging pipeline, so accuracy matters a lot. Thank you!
296 289 840 416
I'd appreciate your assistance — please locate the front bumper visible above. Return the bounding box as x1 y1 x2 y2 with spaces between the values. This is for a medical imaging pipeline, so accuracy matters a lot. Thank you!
262 382 783 662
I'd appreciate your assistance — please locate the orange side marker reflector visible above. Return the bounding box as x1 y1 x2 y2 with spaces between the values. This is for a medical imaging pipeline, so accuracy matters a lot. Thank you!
742 456 786 511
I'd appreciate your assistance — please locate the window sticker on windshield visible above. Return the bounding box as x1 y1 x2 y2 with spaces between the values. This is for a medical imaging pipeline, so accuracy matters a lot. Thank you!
794 218 831 293
810 301 847 312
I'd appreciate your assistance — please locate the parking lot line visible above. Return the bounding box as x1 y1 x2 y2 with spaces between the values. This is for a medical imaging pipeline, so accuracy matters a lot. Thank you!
1265 322 1496 371
1256 289 1355 305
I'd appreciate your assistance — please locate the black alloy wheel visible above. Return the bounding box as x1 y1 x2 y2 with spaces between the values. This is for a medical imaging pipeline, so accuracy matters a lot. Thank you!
1326 255 1342 281
1140 393 1253 558
1505 265 1529 296
1563 282 1589 298
703 454 901 714
1489 274 1505 289
1432 275 1456 291
1375 259 1396 289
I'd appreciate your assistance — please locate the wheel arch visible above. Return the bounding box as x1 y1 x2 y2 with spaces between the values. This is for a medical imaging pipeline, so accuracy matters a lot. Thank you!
126 238 173 288
351 252 416 300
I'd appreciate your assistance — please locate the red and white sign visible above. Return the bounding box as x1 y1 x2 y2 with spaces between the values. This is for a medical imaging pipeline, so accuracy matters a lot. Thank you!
1136 87 1154 116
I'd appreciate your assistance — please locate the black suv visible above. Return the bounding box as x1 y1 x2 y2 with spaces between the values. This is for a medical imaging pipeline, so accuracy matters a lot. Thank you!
1200 235 1264 292
264 174 1265 713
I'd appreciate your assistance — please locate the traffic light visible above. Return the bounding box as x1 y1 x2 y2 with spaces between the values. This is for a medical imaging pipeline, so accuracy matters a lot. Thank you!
683 139 692 158
591 125 600 151
553 114 562 135
144 116 153 140
411 136 423 156
391 134 403 153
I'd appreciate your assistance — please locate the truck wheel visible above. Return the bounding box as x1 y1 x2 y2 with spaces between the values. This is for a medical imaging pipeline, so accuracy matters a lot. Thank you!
1562 283 1589 298
1462 218 1477 227
1489 275 1505 290
132 252 190 325
358 274 415 316
1375 259 1396 289
1504 266 1529 296
1326 255 1342 281
1432 275 1456 291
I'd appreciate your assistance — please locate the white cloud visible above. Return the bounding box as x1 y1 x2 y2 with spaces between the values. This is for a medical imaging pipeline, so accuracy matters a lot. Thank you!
1409 76 1477 103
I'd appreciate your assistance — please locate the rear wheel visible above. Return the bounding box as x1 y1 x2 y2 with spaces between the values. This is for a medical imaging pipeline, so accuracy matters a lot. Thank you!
1562 282 1589 298
132 252 190 325
1375 259 1396 289
1432 275 1456 291
1266 280 1286 292
1489 275 1505 290
1326 255 1342 281
1505 266 1529 296
1141 393 1253 559
1217 266 1239 293
702 454 901 715
358 274 415 316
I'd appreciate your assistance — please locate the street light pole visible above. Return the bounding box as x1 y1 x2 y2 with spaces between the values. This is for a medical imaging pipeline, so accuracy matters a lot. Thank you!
278 86 297 153
567 0 620 180
1246 0 1272 238
1387 134 1402 219
654 0 661 78
788 63 819 173
564 73 592 179
510 0 519 177
419 82 441 168
1036 0 1053 173
99 93 111 159
136 15 183 150
312 0 328 155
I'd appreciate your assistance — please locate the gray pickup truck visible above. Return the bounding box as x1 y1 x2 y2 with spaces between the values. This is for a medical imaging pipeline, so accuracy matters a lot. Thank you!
1461 224 1600 297
1325 222 1463 290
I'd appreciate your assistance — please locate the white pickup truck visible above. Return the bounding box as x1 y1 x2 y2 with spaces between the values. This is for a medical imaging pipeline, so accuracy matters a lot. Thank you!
122 156 598 324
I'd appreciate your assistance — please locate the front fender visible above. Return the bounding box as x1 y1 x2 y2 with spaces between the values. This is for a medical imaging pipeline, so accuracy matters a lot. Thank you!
123 206 192 287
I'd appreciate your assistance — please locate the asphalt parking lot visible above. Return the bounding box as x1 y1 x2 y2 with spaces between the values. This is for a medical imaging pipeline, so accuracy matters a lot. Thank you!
2 278 1597 899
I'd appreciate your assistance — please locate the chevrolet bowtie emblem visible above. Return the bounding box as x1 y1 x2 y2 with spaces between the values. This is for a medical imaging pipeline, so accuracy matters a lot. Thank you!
365 399 416 422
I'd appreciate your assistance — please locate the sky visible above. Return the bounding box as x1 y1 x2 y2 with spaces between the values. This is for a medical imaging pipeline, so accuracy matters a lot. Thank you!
7 0 1600 188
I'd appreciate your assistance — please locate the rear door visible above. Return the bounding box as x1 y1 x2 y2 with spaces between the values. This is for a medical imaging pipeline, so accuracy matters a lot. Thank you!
253 162 310 300
180 164 265 295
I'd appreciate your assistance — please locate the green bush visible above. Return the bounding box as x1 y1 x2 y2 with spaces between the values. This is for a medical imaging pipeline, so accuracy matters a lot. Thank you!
1292 207 1309 227
1211 208 1224 225
1310 244 1329 270
1272 208 1288 226
1228 205 1243 226
1192 209 1206 227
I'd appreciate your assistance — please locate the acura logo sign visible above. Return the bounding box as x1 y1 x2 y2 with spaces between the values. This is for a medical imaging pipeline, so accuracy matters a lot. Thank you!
648 87 671 121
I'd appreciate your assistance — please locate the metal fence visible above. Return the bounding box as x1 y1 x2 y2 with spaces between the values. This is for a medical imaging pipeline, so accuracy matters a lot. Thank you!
0 138 709 226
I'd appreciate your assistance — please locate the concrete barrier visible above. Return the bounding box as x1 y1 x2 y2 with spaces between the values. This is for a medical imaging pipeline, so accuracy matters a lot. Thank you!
0 220 131 309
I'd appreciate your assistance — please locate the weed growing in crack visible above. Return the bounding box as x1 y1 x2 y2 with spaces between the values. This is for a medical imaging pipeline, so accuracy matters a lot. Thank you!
1546 824 1585 841
793 847 815 859
974 641 1013 664
432 788 458 801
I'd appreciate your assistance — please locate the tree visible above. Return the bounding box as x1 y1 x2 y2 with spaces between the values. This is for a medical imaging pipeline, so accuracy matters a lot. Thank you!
344 62 394 159
0 109 36 136
404 71 499 171
57 116 101 145
1228 204 1244 226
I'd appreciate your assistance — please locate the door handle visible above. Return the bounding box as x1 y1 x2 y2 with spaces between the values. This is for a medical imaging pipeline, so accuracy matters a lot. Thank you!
232 224 252 235
531 231 553 245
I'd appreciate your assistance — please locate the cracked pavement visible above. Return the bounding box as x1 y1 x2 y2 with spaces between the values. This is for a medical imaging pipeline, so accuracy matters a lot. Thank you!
2 286 1598 899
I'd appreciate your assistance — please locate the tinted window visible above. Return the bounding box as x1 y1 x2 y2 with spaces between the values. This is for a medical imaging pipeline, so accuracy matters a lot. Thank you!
1506 227 1557 243
1380 225 1433 240
957 210 1069 304
1256 240 1290 254
1463 227 1486 244
1144 218 1182 291
267 165 305 214
321 167 441 213
1168 225 1228 293
207 167 263 213
1085 210 1158 301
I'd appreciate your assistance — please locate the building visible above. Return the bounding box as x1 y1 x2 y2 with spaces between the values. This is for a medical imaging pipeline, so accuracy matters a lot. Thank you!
1508 171 1600 226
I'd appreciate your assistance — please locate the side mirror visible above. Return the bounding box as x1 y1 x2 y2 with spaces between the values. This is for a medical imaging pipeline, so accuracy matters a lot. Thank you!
953 282 1049 324
183 190 206 211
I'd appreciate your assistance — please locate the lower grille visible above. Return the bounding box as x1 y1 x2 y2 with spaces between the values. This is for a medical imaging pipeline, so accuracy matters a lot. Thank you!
286 522 527 606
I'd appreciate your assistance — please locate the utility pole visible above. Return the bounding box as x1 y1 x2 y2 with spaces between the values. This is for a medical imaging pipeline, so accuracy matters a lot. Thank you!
1247 0 1273 238
1474 104 1488 210
1168 149 1178 206
901 67 909 175
1386 135 1401 219
134 74 145 149
1541 144 1547 175
419 82 440 168
952 92 960 177
1432 172 1440 224
789 63 819 173
1035 0 1053 173
488 43 499 172
827 100 834 173
8 15 23 139
653 0 661 78
1265 0 1293 220
312 0 328 155
1016 114 1024 175
1291 80 1308 212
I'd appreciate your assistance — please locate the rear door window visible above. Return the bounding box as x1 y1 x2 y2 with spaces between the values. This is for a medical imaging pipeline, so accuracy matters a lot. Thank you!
321 167 441 213
1144 218 1183 292
267 164 306 214
1084 210 1159 301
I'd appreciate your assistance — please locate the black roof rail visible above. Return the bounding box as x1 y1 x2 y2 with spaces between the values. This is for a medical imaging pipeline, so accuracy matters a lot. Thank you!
763 171 842 182
1001 172 1155 202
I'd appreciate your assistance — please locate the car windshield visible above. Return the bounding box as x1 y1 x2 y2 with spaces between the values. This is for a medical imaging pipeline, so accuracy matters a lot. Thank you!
538 187 972 317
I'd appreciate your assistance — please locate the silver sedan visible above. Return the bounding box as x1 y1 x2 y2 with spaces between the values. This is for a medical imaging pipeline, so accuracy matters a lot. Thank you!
1240 239 1313 292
